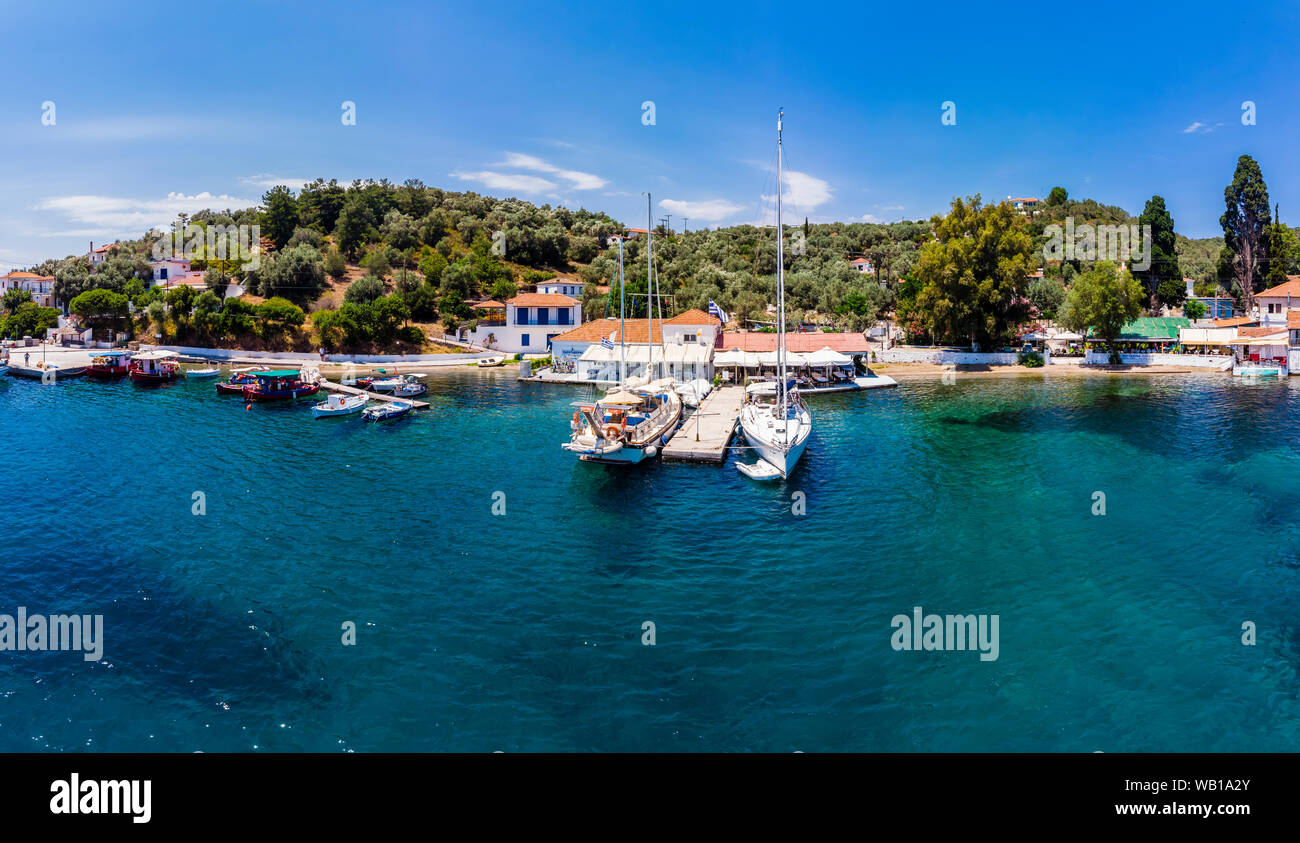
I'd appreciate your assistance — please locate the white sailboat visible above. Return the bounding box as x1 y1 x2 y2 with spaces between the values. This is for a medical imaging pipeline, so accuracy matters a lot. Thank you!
562 208 682 464
739 110 812 480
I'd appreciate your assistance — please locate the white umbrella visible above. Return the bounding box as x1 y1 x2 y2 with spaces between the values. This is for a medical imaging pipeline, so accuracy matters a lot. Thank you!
805 346 852 365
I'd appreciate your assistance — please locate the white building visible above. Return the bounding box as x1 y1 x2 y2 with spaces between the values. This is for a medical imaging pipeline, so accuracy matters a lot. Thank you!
553 308 722 383
0 271 56 307
461 292 582 354
150 258 203 286
849 257 873 274
1253 276 1300 328
537 278 586 298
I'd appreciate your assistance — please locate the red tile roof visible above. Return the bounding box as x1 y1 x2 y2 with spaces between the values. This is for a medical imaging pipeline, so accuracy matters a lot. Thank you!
664 308 720 325
720 331 871 352
508 293 578 306
1238 326 1281 338
1213 316 1257 328
1 271 52 280
1255 276 1300 299
1288 311 1300 329
550 317 663 344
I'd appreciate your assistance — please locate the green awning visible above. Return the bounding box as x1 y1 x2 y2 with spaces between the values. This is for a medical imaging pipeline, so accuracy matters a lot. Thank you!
1087 317 1190 340
252 369 301 378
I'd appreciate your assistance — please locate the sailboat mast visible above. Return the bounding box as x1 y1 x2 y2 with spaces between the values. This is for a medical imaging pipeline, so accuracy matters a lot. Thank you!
776 109 786 431
647 193 654 381
618 235 626 385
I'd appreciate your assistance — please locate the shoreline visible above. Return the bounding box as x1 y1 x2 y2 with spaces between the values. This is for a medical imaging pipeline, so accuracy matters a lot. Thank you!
870 361 1230 378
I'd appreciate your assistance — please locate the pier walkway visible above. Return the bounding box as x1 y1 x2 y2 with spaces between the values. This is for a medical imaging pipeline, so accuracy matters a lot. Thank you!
317 379 430 410
662 385 744 464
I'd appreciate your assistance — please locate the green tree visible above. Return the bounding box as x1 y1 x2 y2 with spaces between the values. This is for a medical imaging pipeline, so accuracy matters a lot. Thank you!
164 285 197 322
418 248 448 282
1184 298 1208 320
256 297 306 343
1 302 60 339
204 267 230 300
260 244 326 302
1046 186 1068 207
3 288 33 311
912 195 1034 348
1060 261 1143 363
334 193 375 259
344 274 385 304
1220 154 1272 312
1027 276 1066 319
260 185 300 249
323 249 347 280
69 288 130 334
1134 195 1181 306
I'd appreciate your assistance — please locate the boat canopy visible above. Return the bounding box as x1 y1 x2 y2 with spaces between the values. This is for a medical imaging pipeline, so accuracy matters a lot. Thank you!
252 369 302 378
134 350 178 360
598 390 645 405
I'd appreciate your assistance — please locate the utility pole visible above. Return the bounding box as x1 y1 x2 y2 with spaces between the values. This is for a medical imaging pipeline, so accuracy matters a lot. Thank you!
682 218 688 234
664 213 672 233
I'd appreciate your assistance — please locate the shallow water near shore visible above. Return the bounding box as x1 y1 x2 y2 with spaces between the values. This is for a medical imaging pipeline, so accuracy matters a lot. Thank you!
1 370 1298 751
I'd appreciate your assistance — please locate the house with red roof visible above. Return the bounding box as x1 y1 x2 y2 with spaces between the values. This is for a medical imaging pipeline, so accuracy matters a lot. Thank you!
549 308 722 382
1253 275 1300 329
461 292 583 354
0 271 57 307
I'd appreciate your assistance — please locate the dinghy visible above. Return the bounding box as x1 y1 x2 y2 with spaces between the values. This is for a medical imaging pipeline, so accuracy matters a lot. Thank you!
186 367 221 378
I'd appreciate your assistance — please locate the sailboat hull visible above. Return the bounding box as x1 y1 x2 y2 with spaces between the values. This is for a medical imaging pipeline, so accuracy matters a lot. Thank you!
740 404 811 478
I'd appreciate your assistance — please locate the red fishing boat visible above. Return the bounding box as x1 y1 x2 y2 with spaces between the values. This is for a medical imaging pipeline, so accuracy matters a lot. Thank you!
87 350 132 378
215 367 268 395
128 351 182 383
241 369 320 401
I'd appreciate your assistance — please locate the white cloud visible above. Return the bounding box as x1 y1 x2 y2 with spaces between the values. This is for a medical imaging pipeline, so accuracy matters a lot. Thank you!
497 152 607 190
241 174 312 191
1183 121 1212 134
450 170 557 193
33 191 260 235
876 204 905 212
658 198 744 223
762 169 832 210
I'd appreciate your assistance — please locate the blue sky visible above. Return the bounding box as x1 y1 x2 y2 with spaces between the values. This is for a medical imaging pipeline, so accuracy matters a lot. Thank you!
2 0 1298 270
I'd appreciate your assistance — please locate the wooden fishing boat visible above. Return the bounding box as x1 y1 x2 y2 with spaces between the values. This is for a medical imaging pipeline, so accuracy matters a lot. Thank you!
87 350 132 378
214 368 264 394
311 392 369 417
392 381 427 397
362 400 413 421
241 369 320 401
128 351 182 383
185 367 221 378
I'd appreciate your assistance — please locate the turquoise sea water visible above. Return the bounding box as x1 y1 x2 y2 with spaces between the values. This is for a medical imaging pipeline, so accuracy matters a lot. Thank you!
1 370 1298 752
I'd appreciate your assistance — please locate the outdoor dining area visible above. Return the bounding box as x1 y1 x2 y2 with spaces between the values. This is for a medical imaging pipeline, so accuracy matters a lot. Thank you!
714 346 861 392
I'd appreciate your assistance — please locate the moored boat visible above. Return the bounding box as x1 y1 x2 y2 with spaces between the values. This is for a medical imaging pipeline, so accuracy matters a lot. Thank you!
362 400 413 421
563 378 682 464
738 111 813 480
311 392 369 417
87 350 132 378
186 367 221 378
241 369 320 401
128 351 182 383
392 381 427 397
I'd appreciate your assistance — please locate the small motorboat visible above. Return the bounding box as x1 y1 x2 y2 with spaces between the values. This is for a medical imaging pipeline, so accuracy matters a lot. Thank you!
362 401 413 422
477 356 505 367
371 373 424 393
392 381 427 398
311 392 369 418
186 367 221 378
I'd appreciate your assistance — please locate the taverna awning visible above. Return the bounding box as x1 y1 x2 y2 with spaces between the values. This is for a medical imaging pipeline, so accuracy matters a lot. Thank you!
1227 333 1289 346
660 343 711 364
757 350 808 366
714 349 759 366
805 346 853 365
580 344 653 363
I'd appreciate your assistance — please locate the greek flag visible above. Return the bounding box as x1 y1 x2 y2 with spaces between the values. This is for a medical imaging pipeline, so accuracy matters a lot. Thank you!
601 334 615 350
708 299 729 323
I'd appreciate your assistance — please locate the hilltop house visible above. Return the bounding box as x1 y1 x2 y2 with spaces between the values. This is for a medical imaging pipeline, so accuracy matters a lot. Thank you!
536 277 585 298
1009 197 1041 214
150 258 203 287
849 257 873 274
87 242 116 266
0 271 57 307
461 292 582 354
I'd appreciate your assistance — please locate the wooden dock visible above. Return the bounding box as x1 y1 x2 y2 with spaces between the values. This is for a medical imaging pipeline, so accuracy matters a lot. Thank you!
662 385 745 463
317 378 430 410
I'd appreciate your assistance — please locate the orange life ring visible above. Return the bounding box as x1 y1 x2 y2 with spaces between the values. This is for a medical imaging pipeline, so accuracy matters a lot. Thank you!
602 423 623 439
572 411 580 424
